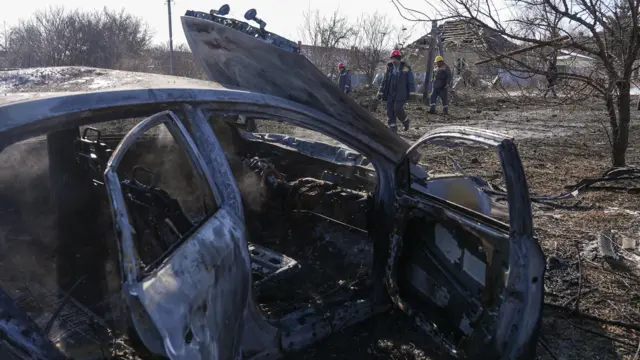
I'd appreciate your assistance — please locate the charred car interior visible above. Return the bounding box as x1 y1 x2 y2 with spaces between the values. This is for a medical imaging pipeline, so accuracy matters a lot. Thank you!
0 4 545 360
0 107 386 360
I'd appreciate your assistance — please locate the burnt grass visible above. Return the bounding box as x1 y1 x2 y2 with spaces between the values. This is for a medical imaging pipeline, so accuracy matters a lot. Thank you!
294 88 640 360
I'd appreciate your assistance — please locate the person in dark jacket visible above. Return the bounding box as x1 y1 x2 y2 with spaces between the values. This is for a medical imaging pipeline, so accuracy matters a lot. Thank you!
544 62 558 98
377 49 416 132
337 63 352 93
429 55 452 115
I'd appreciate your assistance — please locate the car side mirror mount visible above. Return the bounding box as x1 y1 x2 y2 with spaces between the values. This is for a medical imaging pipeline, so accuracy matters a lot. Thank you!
210 4 230 16
244 8 266 30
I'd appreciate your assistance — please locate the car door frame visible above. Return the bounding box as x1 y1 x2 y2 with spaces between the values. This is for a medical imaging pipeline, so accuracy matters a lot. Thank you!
103 109 250 360
386 126 545 359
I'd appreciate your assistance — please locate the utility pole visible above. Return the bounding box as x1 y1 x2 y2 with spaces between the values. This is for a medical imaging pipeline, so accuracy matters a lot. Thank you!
2 21 7 50
2 22 6 69
166 0 174 75
423 20 437 105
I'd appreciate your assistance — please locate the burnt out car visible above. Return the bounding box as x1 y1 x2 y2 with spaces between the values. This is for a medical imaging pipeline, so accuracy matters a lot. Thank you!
0 6 544 360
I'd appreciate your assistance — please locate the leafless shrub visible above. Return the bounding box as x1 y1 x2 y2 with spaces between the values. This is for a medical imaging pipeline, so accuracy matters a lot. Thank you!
4 6 152 69
144 43 207 79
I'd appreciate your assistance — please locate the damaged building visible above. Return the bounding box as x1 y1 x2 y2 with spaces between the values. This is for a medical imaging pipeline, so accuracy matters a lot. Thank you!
405 20 516 82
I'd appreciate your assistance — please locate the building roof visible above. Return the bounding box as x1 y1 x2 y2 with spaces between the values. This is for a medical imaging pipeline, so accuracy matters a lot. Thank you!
407 20 515 51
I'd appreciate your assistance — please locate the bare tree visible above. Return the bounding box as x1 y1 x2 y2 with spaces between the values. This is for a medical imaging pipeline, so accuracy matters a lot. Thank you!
519 0 564 66
298 9 356 76
5 6 151 69
391 0 640 167
350 12 394 83
392 25 412 51
95 8 153 68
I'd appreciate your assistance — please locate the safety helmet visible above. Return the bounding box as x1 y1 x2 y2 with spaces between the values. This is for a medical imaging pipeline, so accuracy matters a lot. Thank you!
390 49 401 59
338 63 345 69
435 55 444 63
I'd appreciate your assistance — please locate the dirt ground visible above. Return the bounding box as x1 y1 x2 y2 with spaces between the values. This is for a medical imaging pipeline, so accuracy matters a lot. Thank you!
294 88 640 360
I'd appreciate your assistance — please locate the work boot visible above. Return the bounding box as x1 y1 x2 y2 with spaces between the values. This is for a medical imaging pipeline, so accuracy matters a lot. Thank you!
402 118 410 131
428 105 436 114
389 123 397 133
443 107 449 115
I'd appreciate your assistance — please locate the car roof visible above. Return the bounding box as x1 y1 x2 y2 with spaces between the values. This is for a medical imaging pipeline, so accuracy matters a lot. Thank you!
0 67 225 107
0 69 402 164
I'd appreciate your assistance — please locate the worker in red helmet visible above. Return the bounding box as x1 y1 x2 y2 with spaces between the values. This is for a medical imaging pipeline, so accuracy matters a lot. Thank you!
337 63 352 94
377 49 415 132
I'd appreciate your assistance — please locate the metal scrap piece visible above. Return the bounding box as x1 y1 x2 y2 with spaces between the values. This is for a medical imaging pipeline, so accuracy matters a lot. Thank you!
599 230 619 260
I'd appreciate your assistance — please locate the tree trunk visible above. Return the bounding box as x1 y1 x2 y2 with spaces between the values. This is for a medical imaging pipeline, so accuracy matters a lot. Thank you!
366 72 374 86
612 83 631 167
423 20 438 104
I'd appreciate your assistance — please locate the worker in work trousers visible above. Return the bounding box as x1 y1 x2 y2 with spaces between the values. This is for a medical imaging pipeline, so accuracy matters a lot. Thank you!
544 62 558 98
429 56 452 115
337 63 352 93
377 49 416 132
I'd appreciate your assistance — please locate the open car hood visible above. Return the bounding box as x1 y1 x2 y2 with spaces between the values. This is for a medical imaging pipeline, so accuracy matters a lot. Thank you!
181 13 409 163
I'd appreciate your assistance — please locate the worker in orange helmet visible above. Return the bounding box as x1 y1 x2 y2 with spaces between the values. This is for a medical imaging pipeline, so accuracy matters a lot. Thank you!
377 49 415 132
337 63 352 94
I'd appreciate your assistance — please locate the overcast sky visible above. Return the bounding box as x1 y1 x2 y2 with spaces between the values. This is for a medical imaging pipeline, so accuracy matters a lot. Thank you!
1 0 434 47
